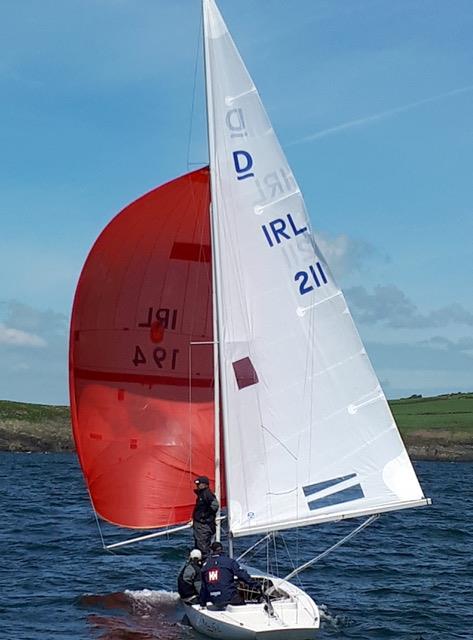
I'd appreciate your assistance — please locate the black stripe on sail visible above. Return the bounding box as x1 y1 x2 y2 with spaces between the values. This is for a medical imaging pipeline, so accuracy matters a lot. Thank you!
307 483 364 511
303 473 357 497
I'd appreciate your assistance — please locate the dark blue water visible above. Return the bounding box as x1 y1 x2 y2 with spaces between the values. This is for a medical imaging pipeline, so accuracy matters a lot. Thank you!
2 454 472 640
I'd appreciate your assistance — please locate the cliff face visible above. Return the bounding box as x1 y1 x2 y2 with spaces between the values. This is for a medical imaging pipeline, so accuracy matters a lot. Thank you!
404 431 473 462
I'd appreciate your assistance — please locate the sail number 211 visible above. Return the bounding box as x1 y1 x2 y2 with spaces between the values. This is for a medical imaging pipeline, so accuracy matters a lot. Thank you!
295 262 328 295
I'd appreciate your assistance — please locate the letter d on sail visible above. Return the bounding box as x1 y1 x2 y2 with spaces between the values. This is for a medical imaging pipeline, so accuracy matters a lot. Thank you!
233 150 254 180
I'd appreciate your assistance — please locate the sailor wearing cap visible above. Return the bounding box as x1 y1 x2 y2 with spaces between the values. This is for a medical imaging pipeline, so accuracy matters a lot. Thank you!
177 549 203 603
192 475 219 558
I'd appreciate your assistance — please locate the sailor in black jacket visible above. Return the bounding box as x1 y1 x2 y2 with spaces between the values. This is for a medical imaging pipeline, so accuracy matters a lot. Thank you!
192 475 219 558
199 542 261 609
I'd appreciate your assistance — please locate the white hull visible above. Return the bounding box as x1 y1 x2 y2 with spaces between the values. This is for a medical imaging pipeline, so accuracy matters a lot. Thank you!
185 575 320 639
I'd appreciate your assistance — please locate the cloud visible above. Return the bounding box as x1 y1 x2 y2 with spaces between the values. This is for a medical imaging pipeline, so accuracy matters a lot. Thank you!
368 338 473 372
346 284 473 329
420 336 473 353
0 323 46 348
1 300 67 336
365 337 473 398
293 84 473 144
315 231 384 279
0 301 68 404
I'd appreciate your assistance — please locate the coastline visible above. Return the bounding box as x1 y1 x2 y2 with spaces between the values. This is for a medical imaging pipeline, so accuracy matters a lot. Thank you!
2 438 472 462
1 395 472 462
2 428 473 463
2 442 472 462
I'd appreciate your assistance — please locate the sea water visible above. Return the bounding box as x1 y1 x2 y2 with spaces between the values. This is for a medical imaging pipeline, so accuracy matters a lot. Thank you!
2 453 472 640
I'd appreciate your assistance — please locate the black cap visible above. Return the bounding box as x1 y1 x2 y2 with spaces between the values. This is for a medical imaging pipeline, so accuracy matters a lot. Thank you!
211 541 224 553
194 475 210 485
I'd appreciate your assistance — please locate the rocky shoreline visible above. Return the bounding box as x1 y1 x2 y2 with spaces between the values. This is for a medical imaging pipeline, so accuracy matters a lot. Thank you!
1 396 472 461
1 420 472 462
403 431 473 462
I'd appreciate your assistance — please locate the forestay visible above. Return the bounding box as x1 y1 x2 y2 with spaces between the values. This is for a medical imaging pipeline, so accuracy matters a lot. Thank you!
203 0 428 538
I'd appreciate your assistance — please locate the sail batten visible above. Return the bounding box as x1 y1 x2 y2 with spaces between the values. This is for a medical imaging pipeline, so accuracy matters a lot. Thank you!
203 0 427 539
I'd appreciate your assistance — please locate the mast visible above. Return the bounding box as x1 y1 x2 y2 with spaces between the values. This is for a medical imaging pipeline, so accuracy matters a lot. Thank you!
202 0 224 545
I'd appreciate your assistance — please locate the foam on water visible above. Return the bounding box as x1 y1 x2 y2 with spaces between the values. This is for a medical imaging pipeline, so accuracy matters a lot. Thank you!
125 588 181 604
319 603 350 630
125 589 181 617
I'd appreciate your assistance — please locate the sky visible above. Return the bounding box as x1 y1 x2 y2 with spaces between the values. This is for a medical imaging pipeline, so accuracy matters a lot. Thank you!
1 0 472 405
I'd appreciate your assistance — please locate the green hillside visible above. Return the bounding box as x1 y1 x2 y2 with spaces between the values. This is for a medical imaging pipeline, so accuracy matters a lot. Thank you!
0 393 472 458
0 400 71 452
390 392 473 433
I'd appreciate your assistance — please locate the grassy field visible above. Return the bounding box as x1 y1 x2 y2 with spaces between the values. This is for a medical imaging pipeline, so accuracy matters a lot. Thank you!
0 400 71 452
0 393 472 455
390 392 473 434
0 400 70 424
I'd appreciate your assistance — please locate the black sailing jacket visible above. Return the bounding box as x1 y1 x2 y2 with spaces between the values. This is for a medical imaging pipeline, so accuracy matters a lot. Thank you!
192 487 219 529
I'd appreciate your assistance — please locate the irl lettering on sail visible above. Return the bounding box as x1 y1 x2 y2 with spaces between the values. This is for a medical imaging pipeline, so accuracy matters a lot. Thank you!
225 103 329 300
261 213 307 248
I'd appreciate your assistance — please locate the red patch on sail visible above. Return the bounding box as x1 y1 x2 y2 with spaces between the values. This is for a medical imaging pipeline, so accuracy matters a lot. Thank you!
232 357 259 390
150 320 165 343
170 241 211 263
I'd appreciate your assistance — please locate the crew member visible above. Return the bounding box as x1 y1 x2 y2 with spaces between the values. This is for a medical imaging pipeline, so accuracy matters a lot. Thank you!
199 541 262 609
192 475 219 558
177 549 203 603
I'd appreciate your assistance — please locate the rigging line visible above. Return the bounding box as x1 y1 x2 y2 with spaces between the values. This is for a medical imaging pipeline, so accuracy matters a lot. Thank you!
266 531 270 585
105 522 194 550
283 514 379 582
187 10 203 170
237 533 272 562
272 531 279 580
89 488 107 550
188 343 193 486
278 532 305 591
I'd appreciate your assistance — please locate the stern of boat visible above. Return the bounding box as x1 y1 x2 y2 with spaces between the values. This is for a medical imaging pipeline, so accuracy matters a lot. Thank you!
185 574 320 639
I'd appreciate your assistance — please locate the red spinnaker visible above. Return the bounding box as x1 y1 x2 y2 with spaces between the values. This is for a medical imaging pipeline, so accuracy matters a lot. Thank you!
69 167 220 529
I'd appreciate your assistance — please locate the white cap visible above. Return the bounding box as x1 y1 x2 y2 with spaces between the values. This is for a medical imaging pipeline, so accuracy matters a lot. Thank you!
190 549 202 560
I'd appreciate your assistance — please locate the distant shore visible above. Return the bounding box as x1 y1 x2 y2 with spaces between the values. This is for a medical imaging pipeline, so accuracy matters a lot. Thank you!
1 394 472 461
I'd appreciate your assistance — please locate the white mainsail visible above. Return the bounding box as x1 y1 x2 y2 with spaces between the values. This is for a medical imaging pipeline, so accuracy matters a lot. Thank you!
203 0 428 538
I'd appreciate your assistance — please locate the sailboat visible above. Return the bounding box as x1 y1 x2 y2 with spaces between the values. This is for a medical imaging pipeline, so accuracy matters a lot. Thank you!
69 1 431 638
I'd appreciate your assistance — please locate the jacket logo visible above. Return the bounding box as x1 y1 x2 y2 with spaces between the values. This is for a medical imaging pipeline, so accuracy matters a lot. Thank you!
208 569 219 582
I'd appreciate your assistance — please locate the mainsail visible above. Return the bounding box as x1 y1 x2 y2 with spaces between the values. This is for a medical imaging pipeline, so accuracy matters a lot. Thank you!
69 168 219 529
203 0 428 538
